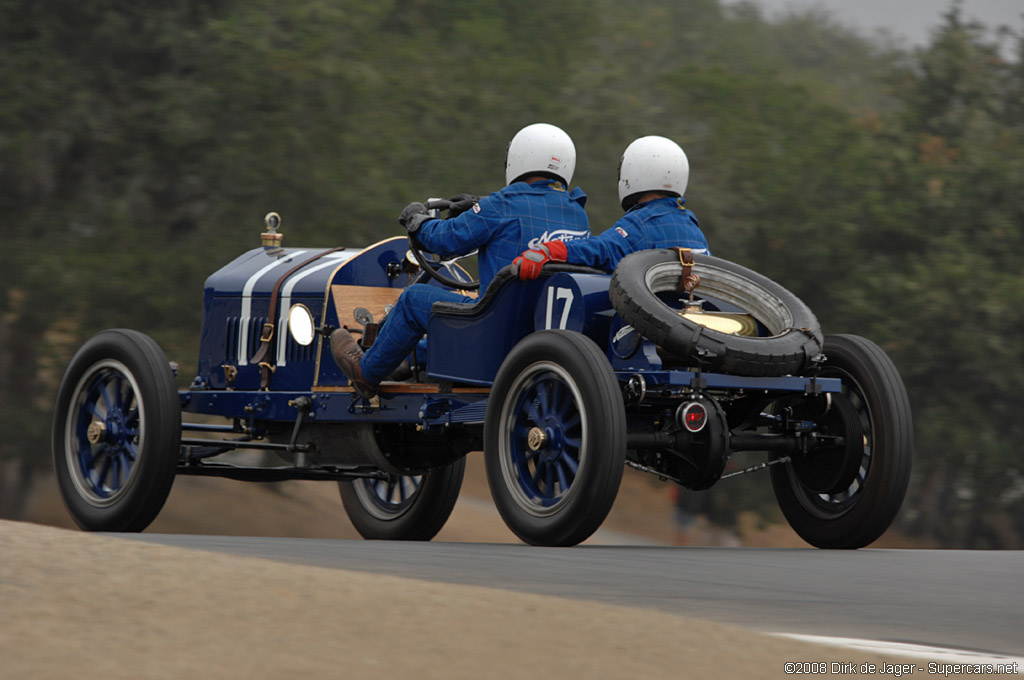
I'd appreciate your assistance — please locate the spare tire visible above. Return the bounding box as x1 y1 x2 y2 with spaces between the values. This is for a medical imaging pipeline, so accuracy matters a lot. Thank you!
609 250 823 376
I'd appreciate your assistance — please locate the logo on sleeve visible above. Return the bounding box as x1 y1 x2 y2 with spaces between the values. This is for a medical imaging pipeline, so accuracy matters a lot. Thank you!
472 203 481 213
615 227 629 238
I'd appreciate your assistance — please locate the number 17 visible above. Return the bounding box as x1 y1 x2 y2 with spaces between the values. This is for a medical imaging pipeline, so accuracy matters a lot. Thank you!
545 287 574 330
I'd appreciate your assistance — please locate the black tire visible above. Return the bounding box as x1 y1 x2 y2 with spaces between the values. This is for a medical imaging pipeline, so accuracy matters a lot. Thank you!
770 334 913 548
484 330 626 546
339 456 466 541
610 250 823 376
52 329 181 532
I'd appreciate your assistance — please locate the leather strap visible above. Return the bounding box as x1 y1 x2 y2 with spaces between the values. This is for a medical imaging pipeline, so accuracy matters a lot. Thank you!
250 247 346 389
673 247 701 295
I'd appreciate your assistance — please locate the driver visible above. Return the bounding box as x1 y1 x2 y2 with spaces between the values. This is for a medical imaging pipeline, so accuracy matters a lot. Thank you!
514 135 709 278
331 123 591 398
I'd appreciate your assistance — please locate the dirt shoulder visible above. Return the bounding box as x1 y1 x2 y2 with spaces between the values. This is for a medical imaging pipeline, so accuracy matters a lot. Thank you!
2 519 925 680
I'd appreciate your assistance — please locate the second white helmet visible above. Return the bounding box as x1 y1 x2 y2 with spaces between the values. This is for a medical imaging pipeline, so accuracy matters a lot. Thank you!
505 123 577 186
617 136 690 210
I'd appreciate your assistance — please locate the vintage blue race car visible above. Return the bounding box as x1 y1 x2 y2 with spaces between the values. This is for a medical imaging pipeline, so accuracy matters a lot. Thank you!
52 205 912 548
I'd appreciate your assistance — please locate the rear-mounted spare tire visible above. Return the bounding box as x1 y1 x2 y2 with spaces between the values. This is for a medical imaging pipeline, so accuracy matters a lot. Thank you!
609 250 824 376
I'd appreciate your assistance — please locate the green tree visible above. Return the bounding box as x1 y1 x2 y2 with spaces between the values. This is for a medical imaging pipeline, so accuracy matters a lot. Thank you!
862 8 1024 547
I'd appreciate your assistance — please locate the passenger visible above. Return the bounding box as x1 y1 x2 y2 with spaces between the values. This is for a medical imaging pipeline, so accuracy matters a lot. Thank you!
514 135 709 279
331 123 591 398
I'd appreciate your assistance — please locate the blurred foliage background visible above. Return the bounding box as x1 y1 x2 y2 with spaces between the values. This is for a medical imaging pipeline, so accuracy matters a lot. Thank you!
1 0 1022 547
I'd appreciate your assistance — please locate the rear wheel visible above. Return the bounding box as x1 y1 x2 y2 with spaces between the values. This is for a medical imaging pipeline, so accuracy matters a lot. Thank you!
770 334 912 548
52 329 181 532
339 457 465 541
484 330 626 546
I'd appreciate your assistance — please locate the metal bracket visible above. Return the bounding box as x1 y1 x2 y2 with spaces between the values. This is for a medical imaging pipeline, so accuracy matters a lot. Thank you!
690 367 707 390
350 394 381 412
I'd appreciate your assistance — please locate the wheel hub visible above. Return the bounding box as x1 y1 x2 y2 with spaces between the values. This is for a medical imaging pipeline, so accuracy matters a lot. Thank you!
794 392 865 495
534 419 568 463
86 421 107 445
527 427 547 451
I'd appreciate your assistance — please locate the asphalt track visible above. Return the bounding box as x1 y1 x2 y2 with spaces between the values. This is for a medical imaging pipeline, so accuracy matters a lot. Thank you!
117 534 1023 659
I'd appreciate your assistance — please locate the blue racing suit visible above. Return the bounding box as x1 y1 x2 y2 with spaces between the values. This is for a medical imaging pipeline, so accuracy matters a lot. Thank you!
564 196 709 271
361 179 589 384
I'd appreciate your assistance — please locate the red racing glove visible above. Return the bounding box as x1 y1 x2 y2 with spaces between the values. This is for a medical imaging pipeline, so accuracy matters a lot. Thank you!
514 241 568 280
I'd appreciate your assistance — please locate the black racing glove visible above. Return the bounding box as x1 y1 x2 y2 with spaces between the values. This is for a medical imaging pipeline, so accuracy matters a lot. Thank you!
398 202 430 234
447 193 479 218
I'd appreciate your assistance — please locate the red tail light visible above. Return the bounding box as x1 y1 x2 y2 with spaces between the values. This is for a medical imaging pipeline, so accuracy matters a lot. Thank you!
679 402 708 433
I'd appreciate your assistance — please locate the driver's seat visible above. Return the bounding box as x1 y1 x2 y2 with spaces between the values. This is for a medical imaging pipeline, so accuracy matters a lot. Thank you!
426 264 604 385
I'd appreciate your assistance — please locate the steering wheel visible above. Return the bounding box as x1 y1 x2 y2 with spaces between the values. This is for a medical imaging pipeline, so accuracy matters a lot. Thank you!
408 199 481 291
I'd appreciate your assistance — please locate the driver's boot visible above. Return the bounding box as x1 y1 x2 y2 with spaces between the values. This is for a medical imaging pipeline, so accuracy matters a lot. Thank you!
330 329 378 399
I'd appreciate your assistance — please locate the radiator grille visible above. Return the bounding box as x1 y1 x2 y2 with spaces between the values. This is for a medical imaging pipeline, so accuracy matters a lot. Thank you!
286 334 316 364
224 316 267 363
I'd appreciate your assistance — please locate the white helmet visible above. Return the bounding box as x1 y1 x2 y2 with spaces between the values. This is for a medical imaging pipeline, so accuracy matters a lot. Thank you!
617 136 689 209
505 123 577 186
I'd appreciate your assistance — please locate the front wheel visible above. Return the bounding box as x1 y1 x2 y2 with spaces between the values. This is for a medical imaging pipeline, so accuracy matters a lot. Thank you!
770 334 913 548
339 457 466 541
484 330 626 546
52 329 181 532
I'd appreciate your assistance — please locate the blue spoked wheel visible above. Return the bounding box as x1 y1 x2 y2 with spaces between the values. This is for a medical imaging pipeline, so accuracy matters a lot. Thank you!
52 329 180 532
339 456 465 540
770 334 912 549
485 330 626 546
501 365 586 513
